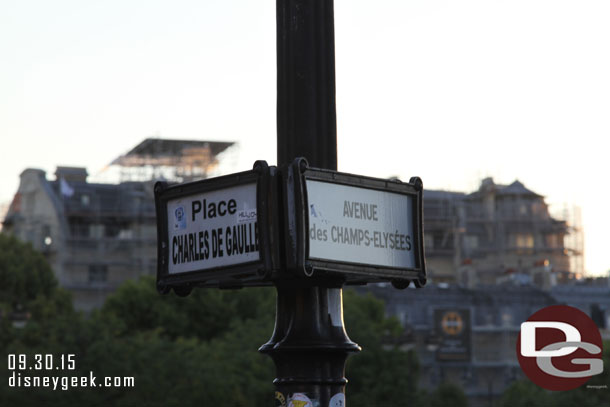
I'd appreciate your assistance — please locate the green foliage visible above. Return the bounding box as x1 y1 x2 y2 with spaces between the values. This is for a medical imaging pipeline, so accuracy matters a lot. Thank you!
547 339 610 407
500 341 610 407
0 233 72 318
0 239 467 407
88 282 276 406
0 233 75 351
499 380 551 407
344 289 426 407
100 276 247 340
2 282 276 407
0 234 57 302
344 290 469 407
427 382 469 407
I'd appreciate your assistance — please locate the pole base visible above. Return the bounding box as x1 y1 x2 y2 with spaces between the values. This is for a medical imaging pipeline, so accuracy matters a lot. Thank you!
260 284 360 406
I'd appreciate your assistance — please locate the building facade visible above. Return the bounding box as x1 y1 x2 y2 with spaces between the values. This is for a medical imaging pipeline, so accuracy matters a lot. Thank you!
361 280 610 407
2 138 234 311
424 178 581 287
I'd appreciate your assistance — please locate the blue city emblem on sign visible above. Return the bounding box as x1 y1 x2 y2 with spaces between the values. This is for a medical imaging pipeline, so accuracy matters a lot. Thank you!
174 206 186 230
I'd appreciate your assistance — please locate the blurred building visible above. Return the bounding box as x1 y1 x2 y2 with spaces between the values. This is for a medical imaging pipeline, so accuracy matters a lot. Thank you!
0 201 9 232
551 283 610 335
362 280 610 407
2 138 234 311
365 283 556 407
424 178 583 288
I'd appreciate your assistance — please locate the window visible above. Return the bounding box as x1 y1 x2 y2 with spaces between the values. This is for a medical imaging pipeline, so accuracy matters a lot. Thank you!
425 234 434 250
88 265 108 283
118 229 133 240
501 311 513 327
546 234 559 248
464 235 479 250
515 234 534 248
70 222 89 237
89 224 104 239
105 223 121 238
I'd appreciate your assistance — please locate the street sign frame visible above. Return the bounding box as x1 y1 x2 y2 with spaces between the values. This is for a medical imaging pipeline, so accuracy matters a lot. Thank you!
155 161 280 294
283 158 426 287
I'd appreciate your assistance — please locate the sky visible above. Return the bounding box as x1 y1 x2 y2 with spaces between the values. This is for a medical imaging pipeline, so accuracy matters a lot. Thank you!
1 0 608 276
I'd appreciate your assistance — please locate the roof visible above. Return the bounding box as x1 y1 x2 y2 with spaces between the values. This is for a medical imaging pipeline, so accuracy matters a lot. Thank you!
497 180 542 197
55 167 88 183
359 283 558 327
467 179 543 199
49 180 156 218
424 190 466 201
111 138 235 166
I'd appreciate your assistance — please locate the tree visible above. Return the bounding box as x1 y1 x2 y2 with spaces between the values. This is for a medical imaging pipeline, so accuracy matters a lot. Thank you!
2 249 458 407
2 278 277 407
0 233 75 352
344 289 427 407
499 380 551 407
0 233 73 319
548 339 610 407
85 280 277 407
427 382 469 407
500 342 610 407
0 233 82 406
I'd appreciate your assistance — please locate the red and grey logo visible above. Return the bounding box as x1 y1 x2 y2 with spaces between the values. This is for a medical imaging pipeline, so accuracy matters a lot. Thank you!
517 305 604 391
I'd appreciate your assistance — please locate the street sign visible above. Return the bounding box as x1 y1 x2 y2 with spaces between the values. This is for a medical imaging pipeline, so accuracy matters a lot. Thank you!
166 182 258 274
283 158 426 287
155 161 279 294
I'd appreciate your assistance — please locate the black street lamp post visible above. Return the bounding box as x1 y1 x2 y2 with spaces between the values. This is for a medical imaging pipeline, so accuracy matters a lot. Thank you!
260 2 359 406
155 3 426 405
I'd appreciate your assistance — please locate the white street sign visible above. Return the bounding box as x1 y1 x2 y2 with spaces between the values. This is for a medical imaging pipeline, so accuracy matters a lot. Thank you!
307 180 415 269
166 183 259 274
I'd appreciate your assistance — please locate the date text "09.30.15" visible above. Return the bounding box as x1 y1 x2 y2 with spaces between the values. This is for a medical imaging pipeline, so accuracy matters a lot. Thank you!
8 354 76 371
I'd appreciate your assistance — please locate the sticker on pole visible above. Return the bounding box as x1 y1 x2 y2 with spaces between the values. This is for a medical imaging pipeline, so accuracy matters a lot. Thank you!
287 393 313 407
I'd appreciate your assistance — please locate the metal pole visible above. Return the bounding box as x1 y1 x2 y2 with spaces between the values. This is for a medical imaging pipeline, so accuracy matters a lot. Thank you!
259 1 360 406
275 0 338 169
260 285 360 406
